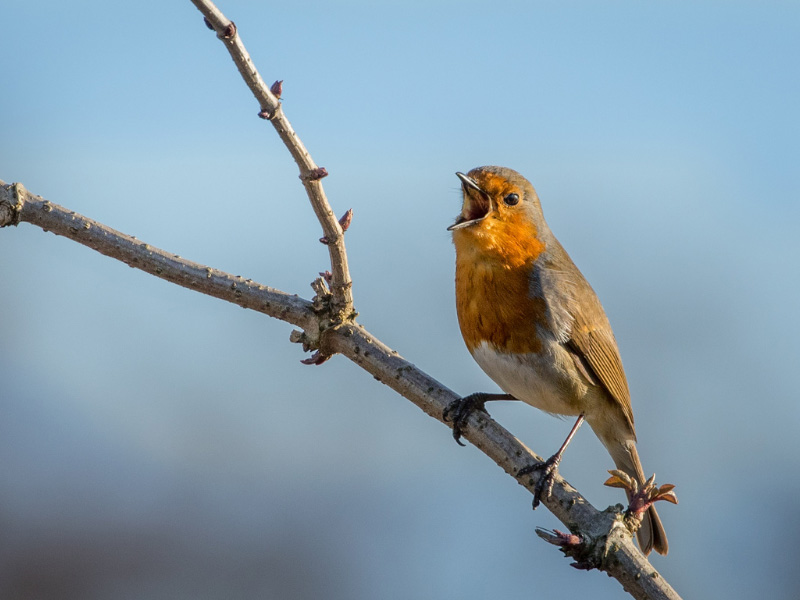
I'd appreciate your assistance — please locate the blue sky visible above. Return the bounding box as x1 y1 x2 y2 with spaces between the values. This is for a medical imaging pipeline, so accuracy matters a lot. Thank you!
2 1 799 598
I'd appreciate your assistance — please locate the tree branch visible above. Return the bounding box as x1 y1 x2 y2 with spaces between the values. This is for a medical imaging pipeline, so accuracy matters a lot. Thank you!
0 2 682 598
1 179 680 600
189 0 353 318
0 181 316 333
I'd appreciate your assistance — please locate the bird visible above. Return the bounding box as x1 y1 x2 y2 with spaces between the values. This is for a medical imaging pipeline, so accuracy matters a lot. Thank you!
446 165 668 556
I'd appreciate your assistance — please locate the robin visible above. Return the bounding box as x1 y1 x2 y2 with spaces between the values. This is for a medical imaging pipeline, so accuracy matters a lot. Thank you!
445 166 668 556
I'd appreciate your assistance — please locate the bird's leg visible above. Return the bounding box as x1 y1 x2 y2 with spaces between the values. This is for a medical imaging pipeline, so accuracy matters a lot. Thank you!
518 414 585 509
443 392 517 446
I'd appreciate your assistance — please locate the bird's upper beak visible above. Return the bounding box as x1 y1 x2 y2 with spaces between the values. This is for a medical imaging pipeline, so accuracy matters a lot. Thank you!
448 172 493 231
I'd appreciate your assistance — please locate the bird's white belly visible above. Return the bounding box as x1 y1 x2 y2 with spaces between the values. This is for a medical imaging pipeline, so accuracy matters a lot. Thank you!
470 340 584 417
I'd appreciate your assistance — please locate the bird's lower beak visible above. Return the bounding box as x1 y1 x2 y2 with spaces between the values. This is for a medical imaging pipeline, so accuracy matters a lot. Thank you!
449 172 492 231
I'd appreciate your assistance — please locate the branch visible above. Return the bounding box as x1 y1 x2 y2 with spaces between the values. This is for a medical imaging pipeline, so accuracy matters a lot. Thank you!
1 179 680 600
190 0 353 317
1 2 681 597
0 181 316 333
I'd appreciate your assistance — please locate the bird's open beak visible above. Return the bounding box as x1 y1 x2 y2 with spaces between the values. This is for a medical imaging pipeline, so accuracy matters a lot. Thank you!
448 172 493 231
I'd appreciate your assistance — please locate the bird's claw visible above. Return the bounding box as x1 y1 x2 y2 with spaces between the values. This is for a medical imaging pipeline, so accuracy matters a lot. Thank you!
518 454 562 509
443 393 491 447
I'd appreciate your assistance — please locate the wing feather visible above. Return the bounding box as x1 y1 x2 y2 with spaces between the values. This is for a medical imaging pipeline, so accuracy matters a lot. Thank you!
568 313 634 431
534 243 635 432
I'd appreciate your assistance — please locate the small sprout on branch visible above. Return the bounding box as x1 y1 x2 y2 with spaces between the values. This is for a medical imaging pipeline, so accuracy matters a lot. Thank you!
300 167 328 182
319 270 333 285
605 470 678 529
604 469 638 492
319 209 353 244
222 22 236 39
536 528 596 571
536 528 582 548
338 208 353 233
270 80 283 99
300 350 331 366
203 17 214 30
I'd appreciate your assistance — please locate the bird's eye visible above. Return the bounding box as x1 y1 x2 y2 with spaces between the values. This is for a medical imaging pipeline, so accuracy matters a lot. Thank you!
503 193 520 206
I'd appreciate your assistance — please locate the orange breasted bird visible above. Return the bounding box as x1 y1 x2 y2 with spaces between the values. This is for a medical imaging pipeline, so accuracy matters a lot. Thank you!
446 166 668 556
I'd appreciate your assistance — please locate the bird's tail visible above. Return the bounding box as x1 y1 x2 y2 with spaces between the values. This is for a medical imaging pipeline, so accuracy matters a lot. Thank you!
609 440 669 556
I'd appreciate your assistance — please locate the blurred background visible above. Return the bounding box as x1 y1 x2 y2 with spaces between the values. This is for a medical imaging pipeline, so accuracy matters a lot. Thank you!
1 1 798 598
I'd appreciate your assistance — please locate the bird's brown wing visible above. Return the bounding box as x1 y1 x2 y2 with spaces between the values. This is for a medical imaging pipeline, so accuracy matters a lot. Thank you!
534 238 635 433
567 300 635 434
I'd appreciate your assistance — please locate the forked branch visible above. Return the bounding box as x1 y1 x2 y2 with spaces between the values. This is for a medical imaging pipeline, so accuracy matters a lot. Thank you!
190 0 353 317
0 2 682 598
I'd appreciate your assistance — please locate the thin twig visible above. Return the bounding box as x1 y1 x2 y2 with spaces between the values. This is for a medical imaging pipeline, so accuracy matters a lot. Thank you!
190 0 353 317
0 181 316 332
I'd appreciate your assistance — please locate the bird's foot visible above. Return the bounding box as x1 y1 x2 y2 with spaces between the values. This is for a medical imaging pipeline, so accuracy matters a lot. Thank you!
604 470 678 527
442 392 494 447
518 453 562 509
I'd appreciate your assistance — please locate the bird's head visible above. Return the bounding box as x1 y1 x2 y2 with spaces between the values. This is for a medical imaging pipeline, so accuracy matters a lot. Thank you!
450 166 547 265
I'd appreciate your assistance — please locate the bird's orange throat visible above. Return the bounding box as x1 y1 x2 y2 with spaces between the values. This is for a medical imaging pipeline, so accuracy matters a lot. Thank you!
453 214 546 355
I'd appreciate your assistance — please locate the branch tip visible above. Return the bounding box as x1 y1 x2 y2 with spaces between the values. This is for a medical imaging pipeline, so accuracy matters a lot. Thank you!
536 528 596 571
536 527 582 548
310 276 331 297
300 350 331 366
338 208 353 232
